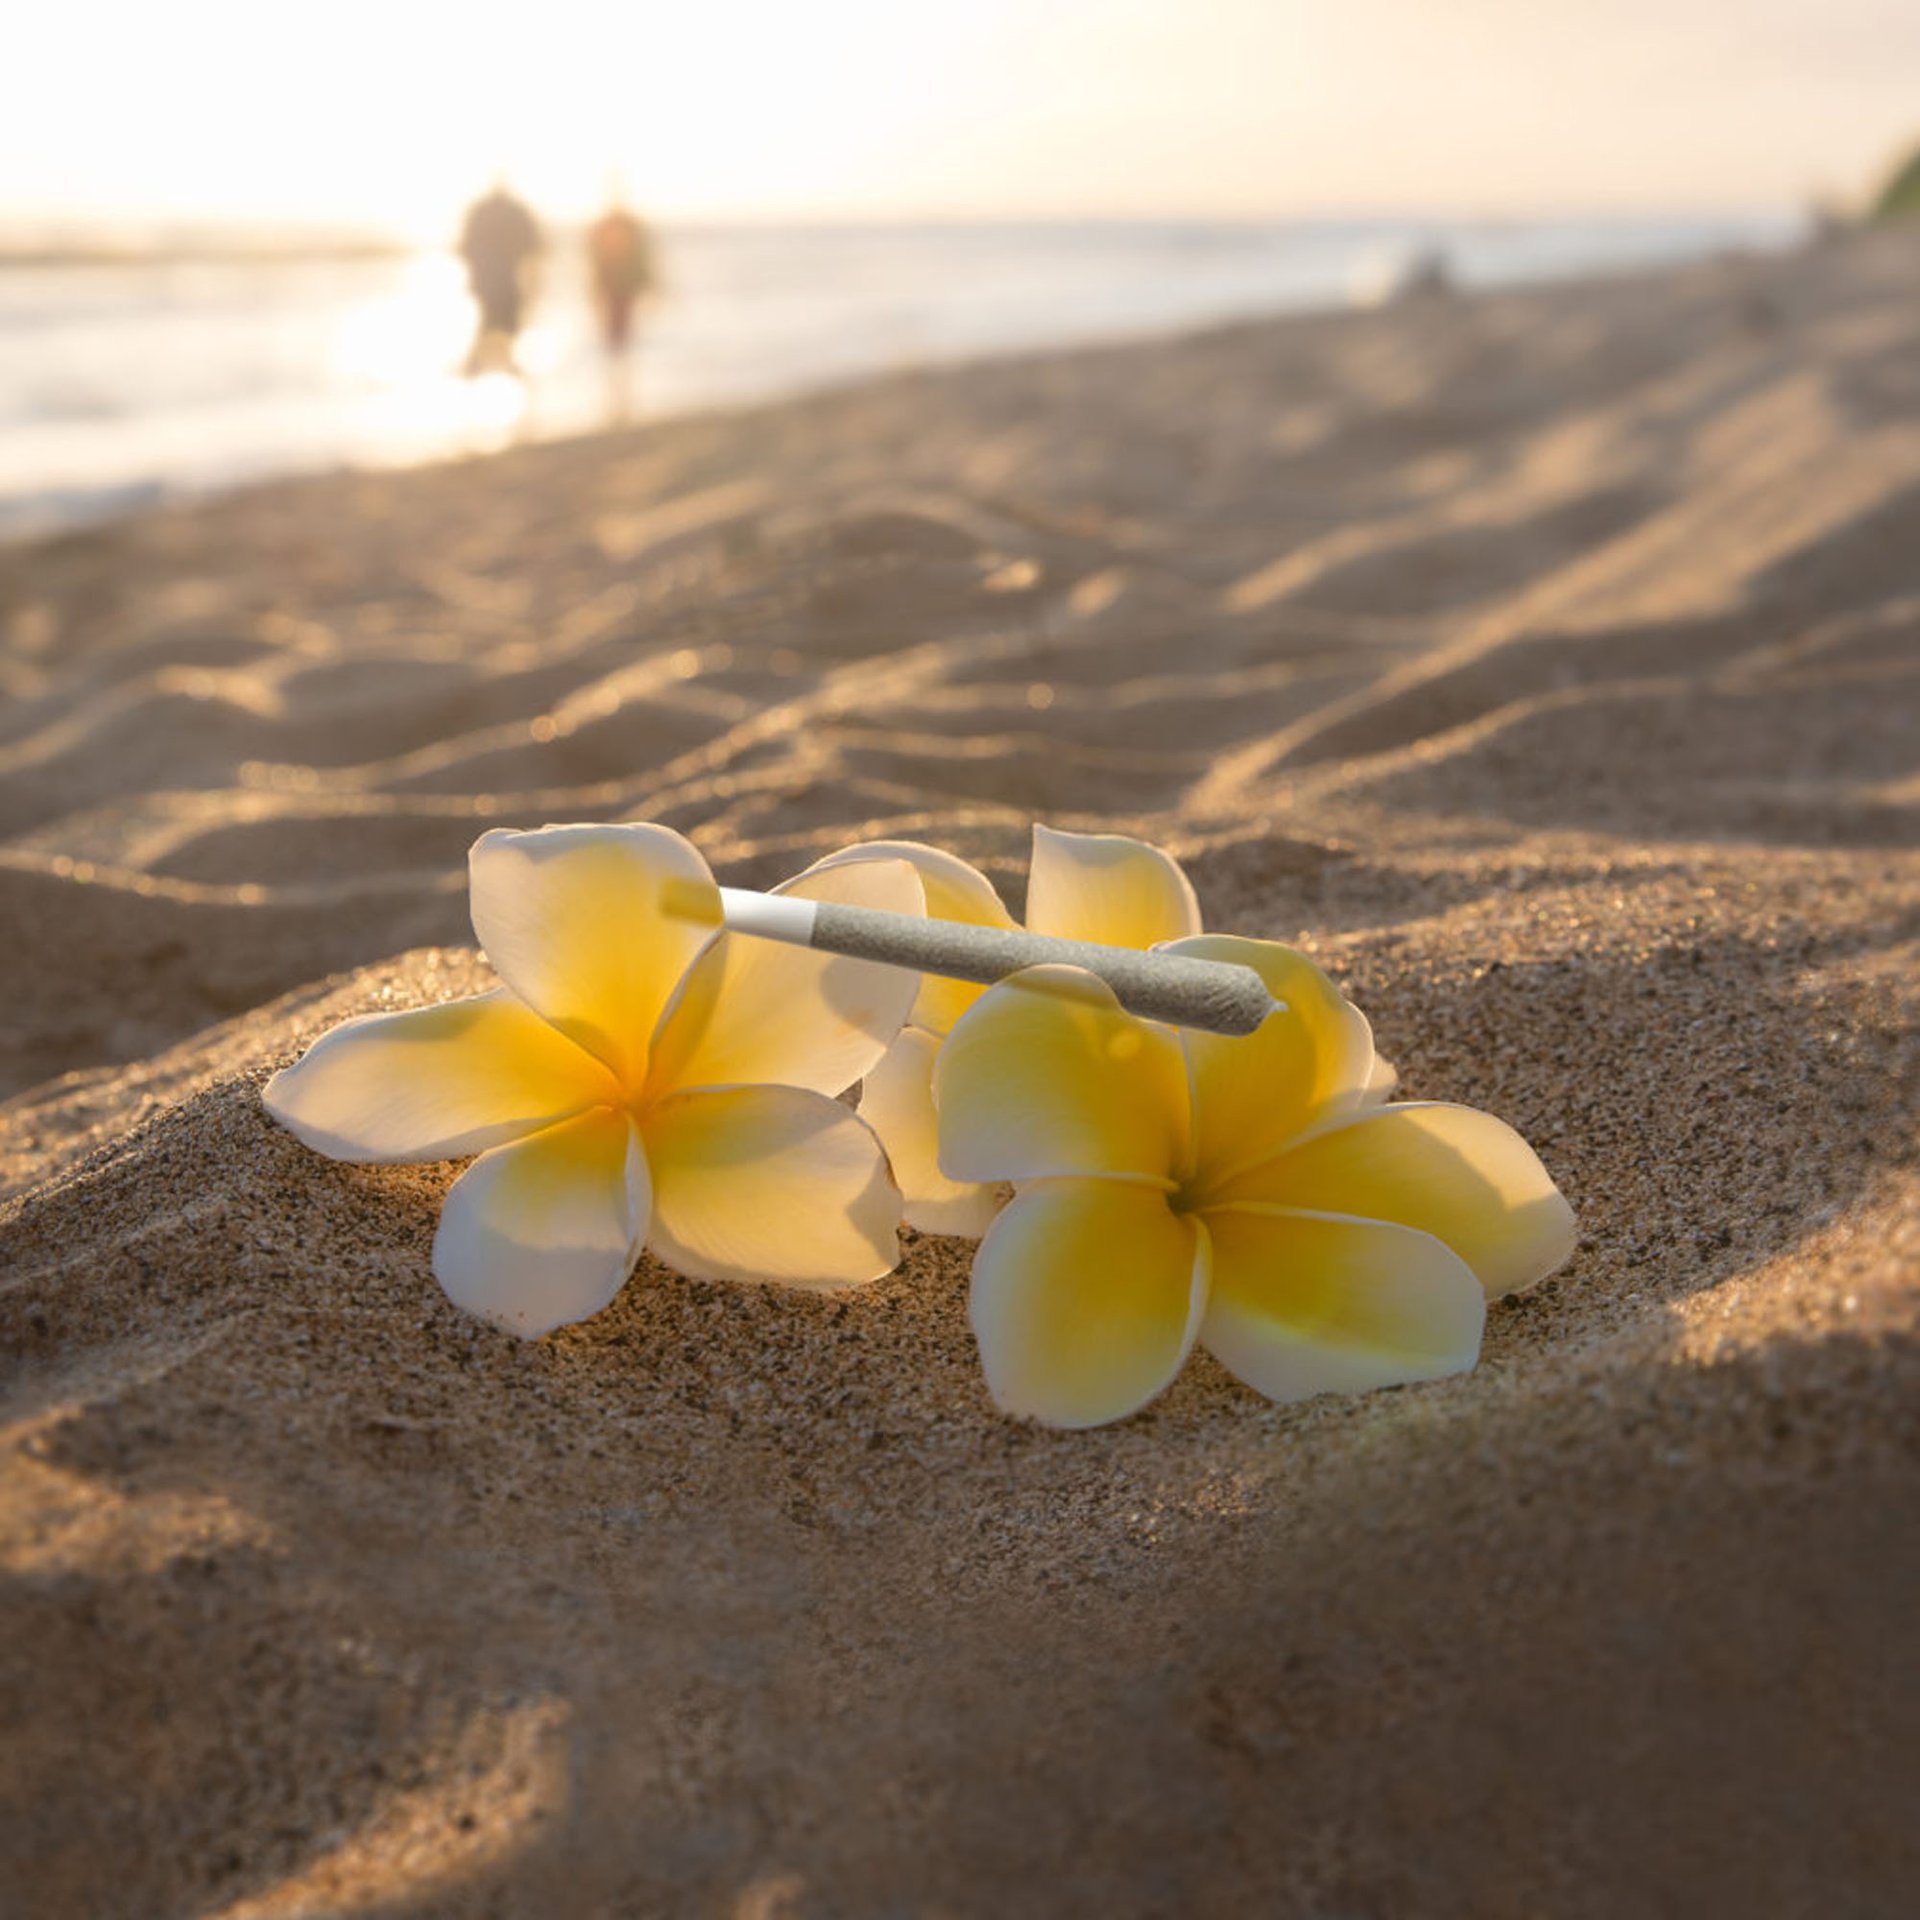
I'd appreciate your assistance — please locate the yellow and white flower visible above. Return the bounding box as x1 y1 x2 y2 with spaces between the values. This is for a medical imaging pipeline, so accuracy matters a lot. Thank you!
819 824 1392 1236
934 946 1575 1427
814 825 1207 1234
264 823 921 1336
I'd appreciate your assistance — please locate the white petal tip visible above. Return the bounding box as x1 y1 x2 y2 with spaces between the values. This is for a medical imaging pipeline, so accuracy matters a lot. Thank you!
903 1192 1005 1239
1491 1190 1579 1298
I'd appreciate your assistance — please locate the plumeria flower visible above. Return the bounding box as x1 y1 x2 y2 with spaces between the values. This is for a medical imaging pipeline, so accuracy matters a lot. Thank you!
933 946 1575 1427
264 823 922 1336
817 824 1393 1236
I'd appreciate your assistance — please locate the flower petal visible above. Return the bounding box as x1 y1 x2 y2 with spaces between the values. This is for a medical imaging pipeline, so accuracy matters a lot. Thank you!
804 839 1014 1035
1025 824 1202 950
1200 1205 1484 1403
467 823 720 1086
1216 1102 1576 1298
969 1178 1208 1428
1168 936 1376 1194
1363 1053 1399 1105
433 1107 649 1337
644 1085 900 1288
935 966 1191 1186
263 989 620 1163
857 1026 1004 1237
647 855 923 1100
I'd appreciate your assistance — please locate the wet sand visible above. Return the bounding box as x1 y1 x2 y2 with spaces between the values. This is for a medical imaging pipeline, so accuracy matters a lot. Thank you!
3 230 1918 1915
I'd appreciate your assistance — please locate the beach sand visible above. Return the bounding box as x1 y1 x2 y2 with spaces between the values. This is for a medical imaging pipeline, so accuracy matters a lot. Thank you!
3 230 1918 1915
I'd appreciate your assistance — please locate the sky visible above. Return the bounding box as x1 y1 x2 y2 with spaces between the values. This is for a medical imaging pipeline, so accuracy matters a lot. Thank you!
7 0 1920 233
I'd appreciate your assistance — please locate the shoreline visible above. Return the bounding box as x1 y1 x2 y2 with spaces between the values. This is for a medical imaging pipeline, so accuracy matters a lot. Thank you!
0 211 1804 547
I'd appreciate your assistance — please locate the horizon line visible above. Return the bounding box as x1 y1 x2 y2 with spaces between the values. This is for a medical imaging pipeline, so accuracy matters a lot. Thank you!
0 199 1811 245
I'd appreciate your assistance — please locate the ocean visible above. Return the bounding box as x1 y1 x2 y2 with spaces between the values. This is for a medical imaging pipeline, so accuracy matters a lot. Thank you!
0 214 1800 540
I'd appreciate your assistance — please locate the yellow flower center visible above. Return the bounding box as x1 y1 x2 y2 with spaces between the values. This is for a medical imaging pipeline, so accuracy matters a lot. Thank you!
1166 1170 1216 1219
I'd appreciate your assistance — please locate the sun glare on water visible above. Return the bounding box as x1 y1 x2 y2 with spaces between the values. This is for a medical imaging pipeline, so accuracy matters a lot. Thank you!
330 254 532 455
333 255 469 387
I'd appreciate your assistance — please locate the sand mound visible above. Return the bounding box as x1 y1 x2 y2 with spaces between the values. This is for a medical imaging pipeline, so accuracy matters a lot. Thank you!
4 233 1919 1913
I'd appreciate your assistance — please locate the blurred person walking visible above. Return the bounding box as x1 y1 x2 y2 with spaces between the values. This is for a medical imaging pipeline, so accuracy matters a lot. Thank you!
587 192 658 420
458 181 543 376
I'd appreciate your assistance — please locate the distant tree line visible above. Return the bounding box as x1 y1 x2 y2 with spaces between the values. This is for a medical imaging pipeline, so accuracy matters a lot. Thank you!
1872 146 1920 221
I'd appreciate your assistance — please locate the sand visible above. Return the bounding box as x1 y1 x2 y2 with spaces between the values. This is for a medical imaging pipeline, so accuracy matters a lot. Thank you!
3 230 1918 1916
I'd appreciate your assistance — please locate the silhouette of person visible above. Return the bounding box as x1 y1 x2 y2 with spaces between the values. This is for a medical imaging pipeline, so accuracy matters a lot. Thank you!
458 182 543 376
587 194 657 419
